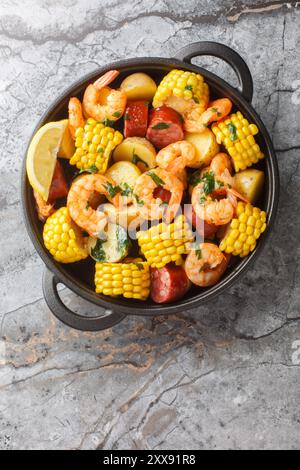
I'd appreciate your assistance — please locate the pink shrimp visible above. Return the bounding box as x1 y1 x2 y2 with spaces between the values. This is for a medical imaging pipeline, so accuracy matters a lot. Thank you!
68 97 85 140
184 98 232 133
83 70 127 122
184 243 229 287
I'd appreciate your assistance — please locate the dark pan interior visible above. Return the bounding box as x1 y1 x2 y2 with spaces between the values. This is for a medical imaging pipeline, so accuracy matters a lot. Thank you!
22 58 279 315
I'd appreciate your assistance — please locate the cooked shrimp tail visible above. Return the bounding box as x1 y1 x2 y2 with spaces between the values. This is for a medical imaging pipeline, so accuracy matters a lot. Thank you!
93 70 120 89
68 97 85 139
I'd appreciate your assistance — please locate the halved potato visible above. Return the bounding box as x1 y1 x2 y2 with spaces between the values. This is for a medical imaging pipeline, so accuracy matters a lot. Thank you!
185 129 219 168
57 119 75 159
87 223 130 262
113 137 156 172
120 73 157 101
234 169 265 203
105 161 141 204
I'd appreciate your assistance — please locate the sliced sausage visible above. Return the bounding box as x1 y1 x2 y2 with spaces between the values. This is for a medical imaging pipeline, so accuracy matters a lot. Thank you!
153 186 171 203
48 160 68 203
124 100 148 137
146 105 184 149
150 264 190 304
185 205 218 240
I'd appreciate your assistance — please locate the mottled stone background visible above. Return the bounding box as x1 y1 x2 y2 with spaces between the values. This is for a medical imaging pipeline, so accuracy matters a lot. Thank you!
0 0 300 450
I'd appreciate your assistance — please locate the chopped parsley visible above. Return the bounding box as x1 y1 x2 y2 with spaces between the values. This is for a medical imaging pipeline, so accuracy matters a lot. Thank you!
202 172 216 196
147 171 165 187
79 164 98 174
195 248 202 260
134 262 144 271
85 202 90 210
91 239 106 262
152 122 170 130
132 152 148 168
103 182 122 198
101 118 116 127
97 147 104 153
159 201 168 208
112 111 121 118
227 123 238 141
123 112 129 121
185 84 193 91
188 170 202 188
199 196 206 205
120 182 133 197
133 193 144 206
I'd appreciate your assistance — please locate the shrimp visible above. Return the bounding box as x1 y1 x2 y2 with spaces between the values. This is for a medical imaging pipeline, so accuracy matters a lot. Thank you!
133 168 183 222
156 141 197 175
192 181 236 225
185 243 229 287
184 98 232 133
210 153 250 203
33 190 54 221
67 174 122 237
68 97 85 140
210 153 235 188
83 70 127 122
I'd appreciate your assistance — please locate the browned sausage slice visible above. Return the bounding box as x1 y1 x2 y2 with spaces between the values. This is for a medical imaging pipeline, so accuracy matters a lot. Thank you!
150 264 190 304
146 105 184 149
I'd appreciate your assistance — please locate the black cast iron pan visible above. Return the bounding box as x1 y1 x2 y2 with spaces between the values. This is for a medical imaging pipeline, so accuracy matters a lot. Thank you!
21 42 279 331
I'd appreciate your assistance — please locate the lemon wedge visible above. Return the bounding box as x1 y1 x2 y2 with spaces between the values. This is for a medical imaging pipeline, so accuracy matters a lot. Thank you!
26 121 67 200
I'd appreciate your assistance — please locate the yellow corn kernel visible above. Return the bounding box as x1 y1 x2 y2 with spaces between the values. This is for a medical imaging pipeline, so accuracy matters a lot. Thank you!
212 111 264 172
152 69 209 114
95 261 150 300
137 215 194 268
70 119 123 173
219 202 267 257
43 207 88 263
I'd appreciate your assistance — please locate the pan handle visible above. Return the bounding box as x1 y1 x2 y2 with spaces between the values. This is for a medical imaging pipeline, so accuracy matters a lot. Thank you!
43 268 126 331
174 41 253 103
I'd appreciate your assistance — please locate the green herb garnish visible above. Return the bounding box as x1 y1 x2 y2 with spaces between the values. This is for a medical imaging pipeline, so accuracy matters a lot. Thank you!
101 118 116 127
132 152 148 168
113 111 121 118
85 202 90 210
97 147 104 153
195 248 202 260
79 164 98 174
120 182 133 197
227 123 238 141
202 172 216 196
152 122 170 130
199 196 206 205
133 193 144 206
185 85 193 91
159 201 168 208
188 170 202 187
103 182 122 198
123 112 129 121
91 239 106 262
147 171 165 187
134 262 144 271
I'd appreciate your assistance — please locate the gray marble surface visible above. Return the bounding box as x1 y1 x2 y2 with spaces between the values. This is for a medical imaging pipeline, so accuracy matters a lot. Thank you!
0 0 300 450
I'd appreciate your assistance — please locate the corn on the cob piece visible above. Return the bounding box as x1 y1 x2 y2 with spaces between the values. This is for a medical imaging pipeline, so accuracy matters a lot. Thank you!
70 118 123 173
212 111 264 172
137 215 194 268
95 261 150 300
43 207 88 263
152 69 209 113
219 202 267 257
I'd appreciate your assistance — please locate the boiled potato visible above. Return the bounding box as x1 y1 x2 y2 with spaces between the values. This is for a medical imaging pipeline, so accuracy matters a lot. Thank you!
234 169 265 203
87 223 130 262
58 119 75 159
120 73 157 101
185 129 219 168
105 161 141 204
99 203 142 228
113 137 156 172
